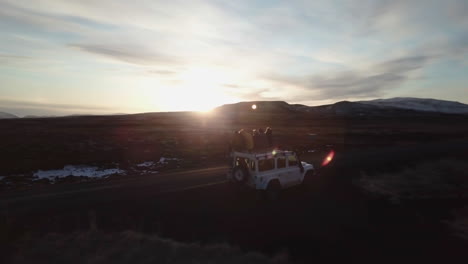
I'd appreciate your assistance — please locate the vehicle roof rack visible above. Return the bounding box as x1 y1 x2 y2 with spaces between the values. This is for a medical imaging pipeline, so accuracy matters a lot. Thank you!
231 150 295 160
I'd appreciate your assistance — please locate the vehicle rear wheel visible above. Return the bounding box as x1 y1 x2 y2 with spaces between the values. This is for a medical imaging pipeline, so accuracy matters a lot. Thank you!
265 180 281 201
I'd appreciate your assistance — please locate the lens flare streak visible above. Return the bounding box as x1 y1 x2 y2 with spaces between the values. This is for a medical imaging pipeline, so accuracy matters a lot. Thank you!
321 150 335 167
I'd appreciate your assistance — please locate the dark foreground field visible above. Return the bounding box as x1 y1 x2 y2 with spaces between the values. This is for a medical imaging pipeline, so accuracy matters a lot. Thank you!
1 109 468 263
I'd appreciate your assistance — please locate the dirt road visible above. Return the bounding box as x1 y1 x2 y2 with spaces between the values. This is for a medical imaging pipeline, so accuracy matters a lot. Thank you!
1 166 228 205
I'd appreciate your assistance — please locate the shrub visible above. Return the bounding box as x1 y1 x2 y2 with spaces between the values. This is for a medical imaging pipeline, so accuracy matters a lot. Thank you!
356 159 468 202
10 231 289 264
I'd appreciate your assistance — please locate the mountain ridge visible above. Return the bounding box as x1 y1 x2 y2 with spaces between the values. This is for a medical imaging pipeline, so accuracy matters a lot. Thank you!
0 111 18 119
357 97 468 114
214 97 468 116
2 98 468 119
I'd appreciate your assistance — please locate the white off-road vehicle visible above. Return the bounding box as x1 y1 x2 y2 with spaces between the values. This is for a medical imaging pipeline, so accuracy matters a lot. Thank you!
227 150 316 199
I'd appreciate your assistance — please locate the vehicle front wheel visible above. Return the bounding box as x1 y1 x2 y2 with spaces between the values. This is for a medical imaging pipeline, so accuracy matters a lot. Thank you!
302 170 316 186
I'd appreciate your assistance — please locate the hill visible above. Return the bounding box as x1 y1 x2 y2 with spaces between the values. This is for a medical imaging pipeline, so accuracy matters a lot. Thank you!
214 98 468 117
0 111 18 119
358 97 468 114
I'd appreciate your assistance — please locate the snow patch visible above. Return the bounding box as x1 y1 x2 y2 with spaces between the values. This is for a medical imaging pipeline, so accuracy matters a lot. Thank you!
34 165 125 181
358 97 468 114
137 161 156 167
139 170 159 174
158 157 179 164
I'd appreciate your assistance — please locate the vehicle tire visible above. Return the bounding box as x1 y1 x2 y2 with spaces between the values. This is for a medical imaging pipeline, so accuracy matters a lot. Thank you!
265 180 281 201
232 166 248 184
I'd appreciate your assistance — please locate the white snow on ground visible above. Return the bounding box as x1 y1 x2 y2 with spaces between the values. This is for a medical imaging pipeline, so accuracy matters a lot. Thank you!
137 157 179 167
139 170 159 174
24 158 181 183
158 157 179 164
34 165 125 181
137 161 156 167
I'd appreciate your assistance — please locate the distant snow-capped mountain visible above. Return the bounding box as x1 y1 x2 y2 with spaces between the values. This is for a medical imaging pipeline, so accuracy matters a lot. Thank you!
0 112 18 119
214 98 468 116
357 97 468 114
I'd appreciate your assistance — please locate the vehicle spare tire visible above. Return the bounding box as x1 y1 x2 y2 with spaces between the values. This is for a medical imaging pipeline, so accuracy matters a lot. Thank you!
232 166 248 183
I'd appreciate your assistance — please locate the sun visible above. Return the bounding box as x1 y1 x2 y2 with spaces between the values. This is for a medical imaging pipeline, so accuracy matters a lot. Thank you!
154 67 239 112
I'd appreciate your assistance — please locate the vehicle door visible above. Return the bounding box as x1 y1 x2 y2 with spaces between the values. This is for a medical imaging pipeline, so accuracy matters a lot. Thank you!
286 155 303 186
275 156 295 187
257 157 276 186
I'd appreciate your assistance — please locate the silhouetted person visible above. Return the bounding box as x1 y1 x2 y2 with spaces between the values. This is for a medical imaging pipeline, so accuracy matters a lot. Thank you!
265 127 273 147
230 130 244 152
255 127 268 151
239 129 254 153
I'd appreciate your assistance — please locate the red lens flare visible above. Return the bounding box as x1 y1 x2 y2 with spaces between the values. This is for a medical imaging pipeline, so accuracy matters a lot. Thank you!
321 150 335 167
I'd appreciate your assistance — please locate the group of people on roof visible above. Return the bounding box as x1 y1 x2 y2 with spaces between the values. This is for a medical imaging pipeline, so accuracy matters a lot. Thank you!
230 127 273 153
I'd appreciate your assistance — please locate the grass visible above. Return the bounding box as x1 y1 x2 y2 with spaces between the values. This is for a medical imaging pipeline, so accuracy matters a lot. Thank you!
8 231 289 264
356 159 468 202
446 206 468 241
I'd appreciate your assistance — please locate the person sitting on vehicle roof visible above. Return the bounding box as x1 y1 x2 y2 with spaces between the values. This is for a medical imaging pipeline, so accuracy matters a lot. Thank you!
230 130 245 152
252 129 260 151
239 129 254 153
254 127 268 151
265 127 273 147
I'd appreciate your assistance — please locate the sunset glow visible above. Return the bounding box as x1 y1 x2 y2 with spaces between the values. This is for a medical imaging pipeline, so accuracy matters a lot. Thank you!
0 1 467 116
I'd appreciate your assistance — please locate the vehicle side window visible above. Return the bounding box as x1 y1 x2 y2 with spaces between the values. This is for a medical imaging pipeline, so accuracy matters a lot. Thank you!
277 157 286 168
250 160 256 171
288 155 298 167
236 158 249 168
258 158 275 171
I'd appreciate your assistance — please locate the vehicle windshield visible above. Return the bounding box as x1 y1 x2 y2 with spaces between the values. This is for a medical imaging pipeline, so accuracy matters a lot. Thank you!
288 155 298 166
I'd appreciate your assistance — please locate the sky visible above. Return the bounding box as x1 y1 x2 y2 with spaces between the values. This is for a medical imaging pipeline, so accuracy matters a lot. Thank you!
1 0 468 116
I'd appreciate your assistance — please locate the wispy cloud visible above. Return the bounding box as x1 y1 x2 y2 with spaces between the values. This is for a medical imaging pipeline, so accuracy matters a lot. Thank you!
69 44 182 66
0 99 117 117
261 54 433 102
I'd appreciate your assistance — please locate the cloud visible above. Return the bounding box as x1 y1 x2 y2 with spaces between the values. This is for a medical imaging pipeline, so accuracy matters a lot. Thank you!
69 44 181 66
0 54 32 60
374 55 431 75
147 70 178 75
0 1 111 35
0 99 116 117
0 54 33 66
261 54 433 102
